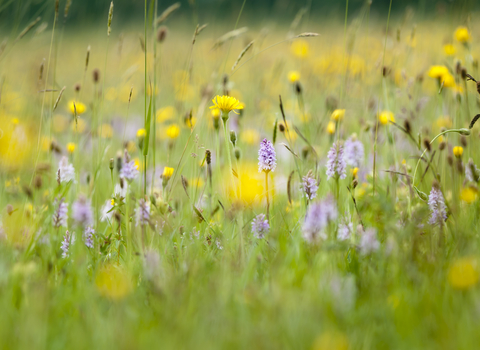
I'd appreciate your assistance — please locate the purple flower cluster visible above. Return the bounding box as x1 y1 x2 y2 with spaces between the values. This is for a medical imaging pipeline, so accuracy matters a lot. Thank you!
258 138 276 173
358 227 380 255
52 197 68 228
135 199 151 227
120 150 139 181
58 156 75 183
302 172 319 201
61 230 74 258
83 226 95 248
251 213 269 239
326 142 347 180
344 137 364 168
302 196 337 242
72 196 93 227
337 222 353 241
428 186 447 226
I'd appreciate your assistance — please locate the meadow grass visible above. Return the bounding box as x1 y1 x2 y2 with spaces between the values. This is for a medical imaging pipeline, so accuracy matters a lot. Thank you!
1 1 480 349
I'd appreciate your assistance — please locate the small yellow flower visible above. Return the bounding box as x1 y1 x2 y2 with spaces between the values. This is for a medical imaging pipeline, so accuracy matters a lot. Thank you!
209 95 244 115
351 167 359 178
133 158 140 170
291 39 309 58
448 257 479 290
379 111 395 125
211 108 221 118
327 121 336 135
166 124 180 139
454 26 470 43
68 100 86 115
111 198 115 206
453 146 463 158
331 109 345 121
66 142 76 153
443 43 456 56
460 187 478 204
428 65 450 79
163 166 174 179
11 117 19 125
137 128 146 138
288 71 300 83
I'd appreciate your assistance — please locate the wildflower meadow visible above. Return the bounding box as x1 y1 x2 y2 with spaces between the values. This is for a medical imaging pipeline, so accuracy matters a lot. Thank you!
1 0 480 348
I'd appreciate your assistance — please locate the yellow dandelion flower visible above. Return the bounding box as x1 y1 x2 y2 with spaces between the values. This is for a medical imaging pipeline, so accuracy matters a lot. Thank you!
156 106 176 123
448 257 479 290
66 142 76 153
166 124 180 139
454 26 470 43
443 43 456 56
428 65 450 79
137 128 146 138
460 187 478 204
453 146 463 158
68 100 86 115
291 39 309 58
209 95 244 115
95 264 132 300
331 109 345 121
327 121 336 135
288 70 301 83
163 166 174 179
351 167 359 178
379 111 395 125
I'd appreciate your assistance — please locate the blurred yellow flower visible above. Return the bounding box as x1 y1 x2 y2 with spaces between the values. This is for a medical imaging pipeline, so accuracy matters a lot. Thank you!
327 121 336 135
156 106 176 123
379 111 395 125
99 124 113 138
137 128 146 138
443 44 456 56
52 114 68 133
95 265 132 300
291 39 309 58
460 187 478 204
185 116 196 128
133 157 141 170
351 167 359 178
454 26 470 43
68 100 86 115
11 117 19 125
71 118 87 133
312 331 349 350
453 146 463 158
428 65 450 79
163 166 174 179
67 142 76 153
241 129 260 145
288 70 300 83
210 95 244 115
448 257 479 290
331 109 345 121
436 116 452 129
166 124 180 139
211 108 221 118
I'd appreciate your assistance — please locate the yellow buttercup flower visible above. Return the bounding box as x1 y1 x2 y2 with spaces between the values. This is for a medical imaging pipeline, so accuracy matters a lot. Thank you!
66 142 76 153
443 44 456 56
428 66 456 88
210 95 244 115
137 128 146 138
166 124 180 139
448 257 479 290
454 26 470 43
379 111 395 125
288 70 300 83
327 121 336 135
460 187 478 204
163 166 174 179
331 109 345 121
68 100 86 115
453 146 463 158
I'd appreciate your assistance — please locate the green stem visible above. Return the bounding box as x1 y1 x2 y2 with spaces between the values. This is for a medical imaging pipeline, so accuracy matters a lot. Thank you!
222 114 235 191
265 171 270 222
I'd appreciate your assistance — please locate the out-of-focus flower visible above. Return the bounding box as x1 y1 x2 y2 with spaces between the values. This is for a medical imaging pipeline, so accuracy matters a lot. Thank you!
454 26 470 43
166 124 180 139
83 226 95 248
135 199 150 227
443 44 456 56
288 71 300 83
302 171 319 201
448 257 479 290
72 196 93 228
303 196 337 242
58 156 75 183
251 213 269 239
379 111 395 125
258 138 276 173
331 109 345 121
210 95 244 115
61 230 74 258
344 136 364 168
291 39 309 58
68 100 86 115
66 142 76 154
163 166 174 179
428 185 447 226
358 227 380 255
136 128 146 138
337 222 353 241
52 197 68 228
95 264 132 300
326 142 346 180
453 146 463 158
120 150 139 182
156 106 176 123
101 199 114 222
460 187 478 204
428 65 455 88
327 121 336 135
